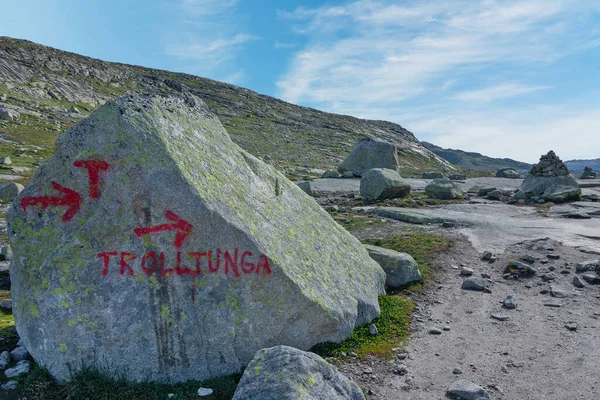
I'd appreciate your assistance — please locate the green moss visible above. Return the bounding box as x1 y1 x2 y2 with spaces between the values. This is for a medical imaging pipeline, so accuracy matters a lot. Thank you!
159 305 170 318
59 343 68 353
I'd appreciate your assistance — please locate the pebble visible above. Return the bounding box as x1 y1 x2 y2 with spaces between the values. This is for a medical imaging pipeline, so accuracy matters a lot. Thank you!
395 353 408 360
395 364 408 375
565 322 578 331
447 379 490 400
547 254 560 260
489 256 497 263
460 267 474 276
575 260 599 273
550 286 570 298
491 314 509 321
521 255 535 264
4 360 31 378
481 273 491 279
503 295 517 309
197 388 213 396
541 273 556 282
369 324 379 335
443 326 451 331
572 275 586 288
581 273 600 284
429 327 443 335
462 277 490 291
1 380 17 390
453 368 463 375
481 251 492 260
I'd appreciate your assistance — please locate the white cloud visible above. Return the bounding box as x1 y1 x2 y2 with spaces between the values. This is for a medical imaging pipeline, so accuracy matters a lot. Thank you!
453 84 552 102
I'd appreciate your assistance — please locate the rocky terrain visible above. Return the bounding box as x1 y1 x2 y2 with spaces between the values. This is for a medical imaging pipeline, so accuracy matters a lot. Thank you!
0 36 451 179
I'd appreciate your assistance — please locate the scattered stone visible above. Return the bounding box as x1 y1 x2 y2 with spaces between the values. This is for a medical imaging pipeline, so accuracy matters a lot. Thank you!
521 255 535 264
0 107 20 121
477 187 497 197
564 211 591 219
365 245 422 290
422 171 445 179
369 324 379 335
541 273 556 282
503 295 517 309
69 106 80 114
486 190 503 200
543 302 562 308
425 179 464 200
565 322 578 331
0 351 9 369
447 379 489 400
572 275 586 288
547 254 560 260
506 261 536 277
462 277 490 291
0 94 6 101
321 170 340 179
550 286 571 298
443 326 451 331
496 168 523 179
360 168 411 200
4 360 31 378
429 327 443 335
197 388 214 397
579 166 597 180
581 273 600 285
10 346 28 361
481 251 493 261
8 94 386 383
338 137 398 177
1 380 17 390
0 182 24 203
395 353 408 360
231 346 365 400
514 151 580 202
481 273 491 279
575 260 599 273
395 364 408 375
0 156 12 166
460 267 474 276
449 173 466 180
491 314 510 321
453 368 463 375
296 181 312 195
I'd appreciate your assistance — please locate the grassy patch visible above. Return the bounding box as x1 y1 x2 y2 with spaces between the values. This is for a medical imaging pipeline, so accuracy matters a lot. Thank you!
19 366 241 400
364 233 452 287
312 295 414 359
0 307 17 353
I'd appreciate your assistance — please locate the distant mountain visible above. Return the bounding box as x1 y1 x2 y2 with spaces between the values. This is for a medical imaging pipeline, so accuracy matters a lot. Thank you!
564 158 600 172
422 142 532 172
0 36 452 180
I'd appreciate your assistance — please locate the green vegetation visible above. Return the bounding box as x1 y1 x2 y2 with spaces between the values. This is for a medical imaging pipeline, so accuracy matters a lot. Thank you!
0 302 17 354
311 295 414 359
364 233 452 287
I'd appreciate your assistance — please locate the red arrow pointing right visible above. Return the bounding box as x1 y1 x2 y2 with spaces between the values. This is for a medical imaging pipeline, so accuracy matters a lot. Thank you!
134 210 193 249
20 181 82 222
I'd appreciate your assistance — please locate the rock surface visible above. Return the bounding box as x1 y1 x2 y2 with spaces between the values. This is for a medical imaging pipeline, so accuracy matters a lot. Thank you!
359 168 410 201
516 151 581 202
579 166 596 179
232 346 365 400
0 182 24 203
7 94 385 383
365 245 422 290
338 137 398 177
496 168 523 179
425 179 464 200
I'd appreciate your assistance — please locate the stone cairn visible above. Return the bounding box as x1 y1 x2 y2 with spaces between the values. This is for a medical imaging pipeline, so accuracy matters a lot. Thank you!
580 167 597 179
528 150 570 177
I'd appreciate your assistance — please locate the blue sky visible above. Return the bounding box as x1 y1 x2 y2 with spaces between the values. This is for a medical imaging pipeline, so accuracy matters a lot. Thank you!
2 0 600 163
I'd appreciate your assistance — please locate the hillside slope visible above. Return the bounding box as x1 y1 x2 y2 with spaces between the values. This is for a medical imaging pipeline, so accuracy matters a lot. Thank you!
0 36 451 178
564 158 600 172
422 142 532 172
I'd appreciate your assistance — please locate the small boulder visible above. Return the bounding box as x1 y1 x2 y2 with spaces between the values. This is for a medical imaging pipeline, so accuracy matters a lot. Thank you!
296 181 313 196
0 351 9 369
359 168 411 201
579 167 596 179
69 106 80 114
496 168 523 179
503 295 517 309
447 379 489 400
4 360 31 378
425 179 464 200
486 190 503 200
448 173 466 180
365 245 422 290
321 170 340 179
0 107 20 121
0 182 24 203
461 277 490 291
232 346 365 400
572 275 586 288
515 151 580 202
506 261 536 277
422 171 445 179
575 260 599 273
0 156 12 166
10 346 28 362
338 137 398 177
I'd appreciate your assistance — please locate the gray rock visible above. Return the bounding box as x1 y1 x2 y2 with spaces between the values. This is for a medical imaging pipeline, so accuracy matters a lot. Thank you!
197 387 214 396
491 314 509 321
460 267 474 276
365 245 422 290
372 207 452 225
10 346 28 361
321 170 340 179
0 351 9 369
521 255 535 264
4 360 30 378
429 327 442 334
0 156 12 166
575 260 599 273
477 187 496 197
423 171 445 179
338 137 398 177
425 179 464 200
496 168 523 179
449 173 466 180
581 273 600 284
550 286 571 298
0 107 20 121
1 380 17 390
369 324 378 335
0 245 12 261
486 190 503 200
515 151 580 202
481 251 493 261
447 379 489 400
341 171 354 178
503 295 517 309
296 181 313 195
572 275 586 288
69 106 80 114
395 364 408 375
506 261 536 277
0 182 24 203
232 346 365 400
359 168 411 201
565 322 578 331
0 299 12 310
0 94 6 101
462 277 490 291
547 254 560 260
453 367 463 374
579 167 597 179
8 94 385 383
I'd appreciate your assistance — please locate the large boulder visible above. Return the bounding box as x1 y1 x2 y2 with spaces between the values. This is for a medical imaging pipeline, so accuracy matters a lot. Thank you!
338 137 398 177
425 179 464 200
580 167 597 179
515 151 580 202
232 346 365 400
359 168 411 201
496 168 523 179
0 182 24 203
7 94 385 383
365 245 422 290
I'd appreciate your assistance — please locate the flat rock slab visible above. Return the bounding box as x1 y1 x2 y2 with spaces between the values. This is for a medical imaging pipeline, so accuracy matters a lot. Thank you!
370 207 456 225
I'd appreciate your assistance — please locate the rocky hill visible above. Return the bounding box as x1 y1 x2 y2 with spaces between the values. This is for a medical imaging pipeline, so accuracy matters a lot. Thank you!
422 141 532 173
564 158 600 172
0 36 451 180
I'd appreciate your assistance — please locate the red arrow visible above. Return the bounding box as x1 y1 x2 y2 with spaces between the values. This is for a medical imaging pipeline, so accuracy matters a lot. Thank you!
20 181 82 222
134 210 192 249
